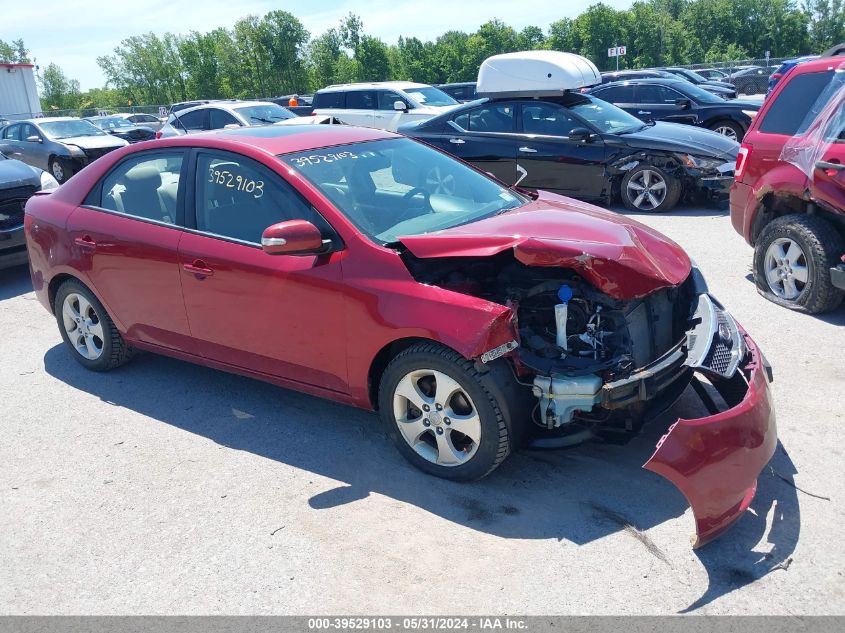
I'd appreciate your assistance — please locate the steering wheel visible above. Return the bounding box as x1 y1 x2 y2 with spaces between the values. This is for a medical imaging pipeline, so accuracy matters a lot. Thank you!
402 186 431 206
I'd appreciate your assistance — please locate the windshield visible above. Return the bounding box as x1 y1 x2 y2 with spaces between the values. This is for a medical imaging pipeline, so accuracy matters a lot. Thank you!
40 120 107 139
234 104 295 125
404 87 458 107
681 69 709 83
283 138 526 245
90 117 134 130
568 94 645 134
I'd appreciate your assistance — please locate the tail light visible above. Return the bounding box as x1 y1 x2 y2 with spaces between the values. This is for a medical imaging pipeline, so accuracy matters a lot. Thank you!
735 143 752 180
155 130 162 139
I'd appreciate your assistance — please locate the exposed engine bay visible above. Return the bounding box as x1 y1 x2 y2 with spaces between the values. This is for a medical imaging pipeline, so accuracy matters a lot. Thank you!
402 250 745 437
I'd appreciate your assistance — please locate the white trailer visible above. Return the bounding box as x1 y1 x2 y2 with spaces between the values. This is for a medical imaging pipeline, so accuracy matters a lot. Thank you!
0 63 42 120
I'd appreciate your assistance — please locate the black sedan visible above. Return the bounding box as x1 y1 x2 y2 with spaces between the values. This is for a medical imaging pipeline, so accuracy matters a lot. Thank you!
589 79 759 141
84 116 157 143
1 151 58 269
661 67 737 99
399 92 738 213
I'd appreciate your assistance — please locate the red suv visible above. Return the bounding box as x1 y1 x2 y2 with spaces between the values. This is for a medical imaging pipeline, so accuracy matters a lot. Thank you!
731 51 845 313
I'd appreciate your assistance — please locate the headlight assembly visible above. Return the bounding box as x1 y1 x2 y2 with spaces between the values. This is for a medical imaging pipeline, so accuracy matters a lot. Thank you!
679 154 724 171
39 171 60 191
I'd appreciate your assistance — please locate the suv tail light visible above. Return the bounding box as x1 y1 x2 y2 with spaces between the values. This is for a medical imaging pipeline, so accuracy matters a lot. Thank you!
735 143 752 180
155 130 162 140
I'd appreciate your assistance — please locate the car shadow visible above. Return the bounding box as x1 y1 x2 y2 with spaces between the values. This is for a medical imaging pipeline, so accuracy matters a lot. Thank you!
0 263 32 300
612 203 729 218
43 344 800 611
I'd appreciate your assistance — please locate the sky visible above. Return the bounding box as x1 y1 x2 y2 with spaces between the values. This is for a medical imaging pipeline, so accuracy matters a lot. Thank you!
0 0 634 90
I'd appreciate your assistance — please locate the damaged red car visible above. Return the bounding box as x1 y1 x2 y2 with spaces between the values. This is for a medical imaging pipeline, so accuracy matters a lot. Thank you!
25 124 776 547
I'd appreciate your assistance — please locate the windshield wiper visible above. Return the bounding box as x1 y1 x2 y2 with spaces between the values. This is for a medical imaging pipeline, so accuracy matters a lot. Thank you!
250 116 278 124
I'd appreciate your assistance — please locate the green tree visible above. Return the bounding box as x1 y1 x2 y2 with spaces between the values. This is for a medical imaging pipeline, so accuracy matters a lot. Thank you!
38 63 81 111
0 38 29 63
803 0 845 50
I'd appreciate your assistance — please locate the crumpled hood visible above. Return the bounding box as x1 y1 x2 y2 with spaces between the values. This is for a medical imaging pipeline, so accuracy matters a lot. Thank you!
622 122 738 159
59 135 127 150
399 191 691 300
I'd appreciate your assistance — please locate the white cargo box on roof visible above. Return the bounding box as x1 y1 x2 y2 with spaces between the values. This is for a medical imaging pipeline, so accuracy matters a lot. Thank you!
476 50 601 98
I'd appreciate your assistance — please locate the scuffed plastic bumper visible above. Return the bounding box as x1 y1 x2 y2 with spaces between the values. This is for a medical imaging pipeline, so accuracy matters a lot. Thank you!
644 330 777 548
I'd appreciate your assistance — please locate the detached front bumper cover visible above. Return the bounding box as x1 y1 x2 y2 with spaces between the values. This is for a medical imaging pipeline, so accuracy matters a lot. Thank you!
644 296 777 547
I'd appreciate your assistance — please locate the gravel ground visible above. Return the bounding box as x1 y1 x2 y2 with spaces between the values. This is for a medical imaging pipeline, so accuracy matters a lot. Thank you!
1 202 843 615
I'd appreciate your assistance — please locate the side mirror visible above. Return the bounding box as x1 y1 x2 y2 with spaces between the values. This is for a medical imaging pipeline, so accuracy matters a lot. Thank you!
261 220 325 256
394 100 408 112
568 127 593 142
675 98 692 109
25 135 42 143
223 123 241 129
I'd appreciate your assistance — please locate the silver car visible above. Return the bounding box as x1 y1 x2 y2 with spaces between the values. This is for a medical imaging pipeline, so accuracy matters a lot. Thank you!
158 100 296 138
0 117 127 183
112 112 166 132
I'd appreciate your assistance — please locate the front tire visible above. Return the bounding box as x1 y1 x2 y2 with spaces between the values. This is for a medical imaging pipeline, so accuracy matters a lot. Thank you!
49 157 74 184
621 164 681 213
753 214 844 313
708 119 743 142
54 279 135 370
378 342 513 481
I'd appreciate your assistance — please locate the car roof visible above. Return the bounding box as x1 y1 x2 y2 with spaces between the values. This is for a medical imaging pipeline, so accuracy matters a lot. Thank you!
595 77 691 88
319 81 432 92
173 100 280 117
154 123 397 155
21 117 79 124
788 55 845 74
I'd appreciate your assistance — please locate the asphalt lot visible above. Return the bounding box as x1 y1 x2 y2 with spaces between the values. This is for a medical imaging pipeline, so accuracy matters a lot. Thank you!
1 201 843 615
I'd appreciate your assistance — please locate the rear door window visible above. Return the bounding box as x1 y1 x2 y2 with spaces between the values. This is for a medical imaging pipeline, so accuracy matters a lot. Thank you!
759 70 835 135
176 109 208 131
314 91 345 109
100 152 184 225
593 85 635 102
345 91 377 110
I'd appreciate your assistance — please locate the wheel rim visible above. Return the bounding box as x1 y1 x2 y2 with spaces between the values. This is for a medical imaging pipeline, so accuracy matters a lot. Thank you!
626 169 667 211
763 238 809 300
424 166 457 196
51 161 64 182
62 293 105 360
714 125 738 141
392 368 481 467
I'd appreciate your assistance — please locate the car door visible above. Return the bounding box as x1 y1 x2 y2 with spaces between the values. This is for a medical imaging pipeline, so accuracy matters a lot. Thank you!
178 149 348 393
515 101 607 199
19 123 47 169
374 90 411 132
437 103 518 184
633 84 698 125
67 150 194 352
0 124 24 162
812 117 845 213
340 90 376 128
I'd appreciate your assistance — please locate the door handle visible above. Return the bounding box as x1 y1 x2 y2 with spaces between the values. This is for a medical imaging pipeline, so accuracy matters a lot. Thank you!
183 260 214 277
637 110 651 115
74 235 96 251
449 138 465 144
816 160 845 172
519 147 538 153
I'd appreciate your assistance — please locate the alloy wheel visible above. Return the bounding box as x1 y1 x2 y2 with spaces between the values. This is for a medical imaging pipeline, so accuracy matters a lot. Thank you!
51 161 64 182
714 125 738 141
626 169 667 211
424 166 457 196
62 292 105 360
392 368 481 467
764 238 809 300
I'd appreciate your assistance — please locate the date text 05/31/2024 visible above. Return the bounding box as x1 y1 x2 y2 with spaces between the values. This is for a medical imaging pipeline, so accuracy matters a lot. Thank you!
307 617 529 630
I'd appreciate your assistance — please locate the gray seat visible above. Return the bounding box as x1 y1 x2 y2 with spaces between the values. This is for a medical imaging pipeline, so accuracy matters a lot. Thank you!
110 164 174 224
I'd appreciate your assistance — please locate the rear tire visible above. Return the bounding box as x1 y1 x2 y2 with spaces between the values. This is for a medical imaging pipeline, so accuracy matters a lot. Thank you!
54 279 136 370
621 164 681 213
753 214 844 313
378 342 514 481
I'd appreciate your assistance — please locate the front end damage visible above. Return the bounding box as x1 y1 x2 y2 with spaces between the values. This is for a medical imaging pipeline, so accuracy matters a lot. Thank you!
399 227 776 546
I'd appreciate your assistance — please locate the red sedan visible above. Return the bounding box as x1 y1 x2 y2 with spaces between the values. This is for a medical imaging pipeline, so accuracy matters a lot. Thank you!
25 125 776 547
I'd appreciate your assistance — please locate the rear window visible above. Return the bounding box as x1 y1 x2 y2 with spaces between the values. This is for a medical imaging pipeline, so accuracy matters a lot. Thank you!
313 91 346 109
759 70 835 135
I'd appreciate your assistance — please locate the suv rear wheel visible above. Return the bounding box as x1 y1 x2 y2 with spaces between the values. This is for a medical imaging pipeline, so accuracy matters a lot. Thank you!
754 214 844 313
